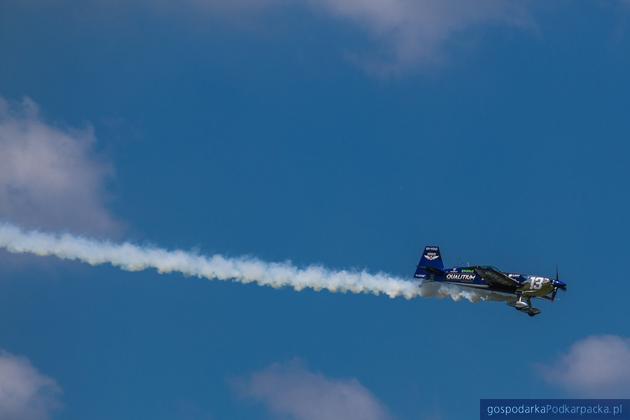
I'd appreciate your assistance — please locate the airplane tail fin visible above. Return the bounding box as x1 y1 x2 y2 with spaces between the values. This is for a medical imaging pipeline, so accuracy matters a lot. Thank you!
414 246 444 279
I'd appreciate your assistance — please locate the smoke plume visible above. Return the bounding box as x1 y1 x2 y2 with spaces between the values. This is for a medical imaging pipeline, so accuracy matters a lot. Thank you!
0 222 508 303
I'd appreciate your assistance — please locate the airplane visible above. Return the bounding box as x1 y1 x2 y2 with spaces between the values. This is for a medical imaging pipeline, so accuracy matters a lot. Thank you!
414 246 567 317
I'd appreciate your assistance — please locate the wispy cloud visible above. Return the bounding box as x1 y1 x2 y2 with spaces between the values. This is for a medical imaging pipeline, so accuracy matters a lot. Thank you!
302 0 531 75
0 350 62 420
541 335 630 397
189 0 532 75
233 360 392 420
0 96 120 236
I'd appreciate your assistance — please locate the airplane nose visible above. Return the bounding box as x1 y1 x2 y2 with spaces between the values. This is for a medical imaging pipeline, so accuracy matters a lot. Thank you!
554 280 567 290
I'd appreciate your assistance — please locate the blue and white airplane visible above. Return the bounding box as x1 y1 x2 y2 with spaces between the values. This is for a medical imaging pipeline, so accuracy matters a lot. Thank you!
414 246 567 316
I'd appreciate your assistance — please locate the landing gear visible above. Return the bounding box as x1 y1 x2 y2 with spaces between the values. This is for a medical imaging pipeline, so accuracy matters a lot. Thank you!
514 294 529 309
527 308 541 317
508 293 542 317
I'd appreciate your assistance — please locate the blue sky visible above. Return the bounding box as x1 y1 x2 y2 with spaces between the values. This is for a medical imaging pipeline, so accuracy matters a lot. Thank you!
1 1 630 419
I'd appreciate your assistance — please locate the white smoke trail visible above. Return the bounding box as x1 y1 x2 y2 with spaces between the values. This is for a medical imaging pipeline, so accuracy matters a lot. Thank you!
0 222 509 303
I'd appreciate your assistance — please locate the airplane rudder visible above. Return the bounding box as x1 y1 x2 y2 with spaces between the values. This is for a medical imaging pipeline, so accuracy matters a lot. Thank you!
419 245 443 270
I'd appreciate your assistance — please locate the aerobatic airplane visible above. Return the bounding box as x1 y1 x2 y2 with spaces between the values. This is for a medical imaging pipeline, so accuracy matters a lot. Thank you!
414 246 567 316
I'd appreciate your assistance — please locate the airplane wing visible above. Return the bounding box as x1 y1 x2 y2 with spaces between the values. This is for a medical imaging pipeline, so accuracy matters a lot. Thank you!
472 266 520 289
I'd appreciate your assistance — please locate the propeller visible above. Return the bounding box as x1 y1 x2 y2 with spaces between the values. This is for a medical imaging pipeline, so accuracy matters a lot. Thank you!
551 265 562 301
551 264 560 302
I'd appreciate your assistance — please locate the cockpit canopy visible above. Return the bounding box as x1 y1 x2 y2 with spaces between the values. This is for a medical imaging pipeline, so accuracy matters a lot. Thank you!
475 265 501 272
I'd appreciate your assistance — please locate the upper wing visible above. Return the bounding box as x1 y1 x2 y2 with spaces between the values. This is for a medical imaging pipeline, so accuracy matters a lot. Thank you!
472 266 520 288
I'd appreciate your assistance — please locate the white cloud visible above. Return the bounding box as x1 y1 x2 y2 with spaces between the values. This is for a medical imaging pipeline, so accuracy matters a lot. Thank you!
0 96 121 236
304 0 531 75
0 350 62 420
187 0 532 75
541 335 630 397
234 360 392 420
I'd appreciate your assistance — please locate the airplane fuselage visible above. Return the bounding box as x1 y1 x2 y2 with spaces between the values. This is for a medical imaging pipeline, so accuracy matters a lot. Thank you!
416 267 557 298
413 246 567 317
